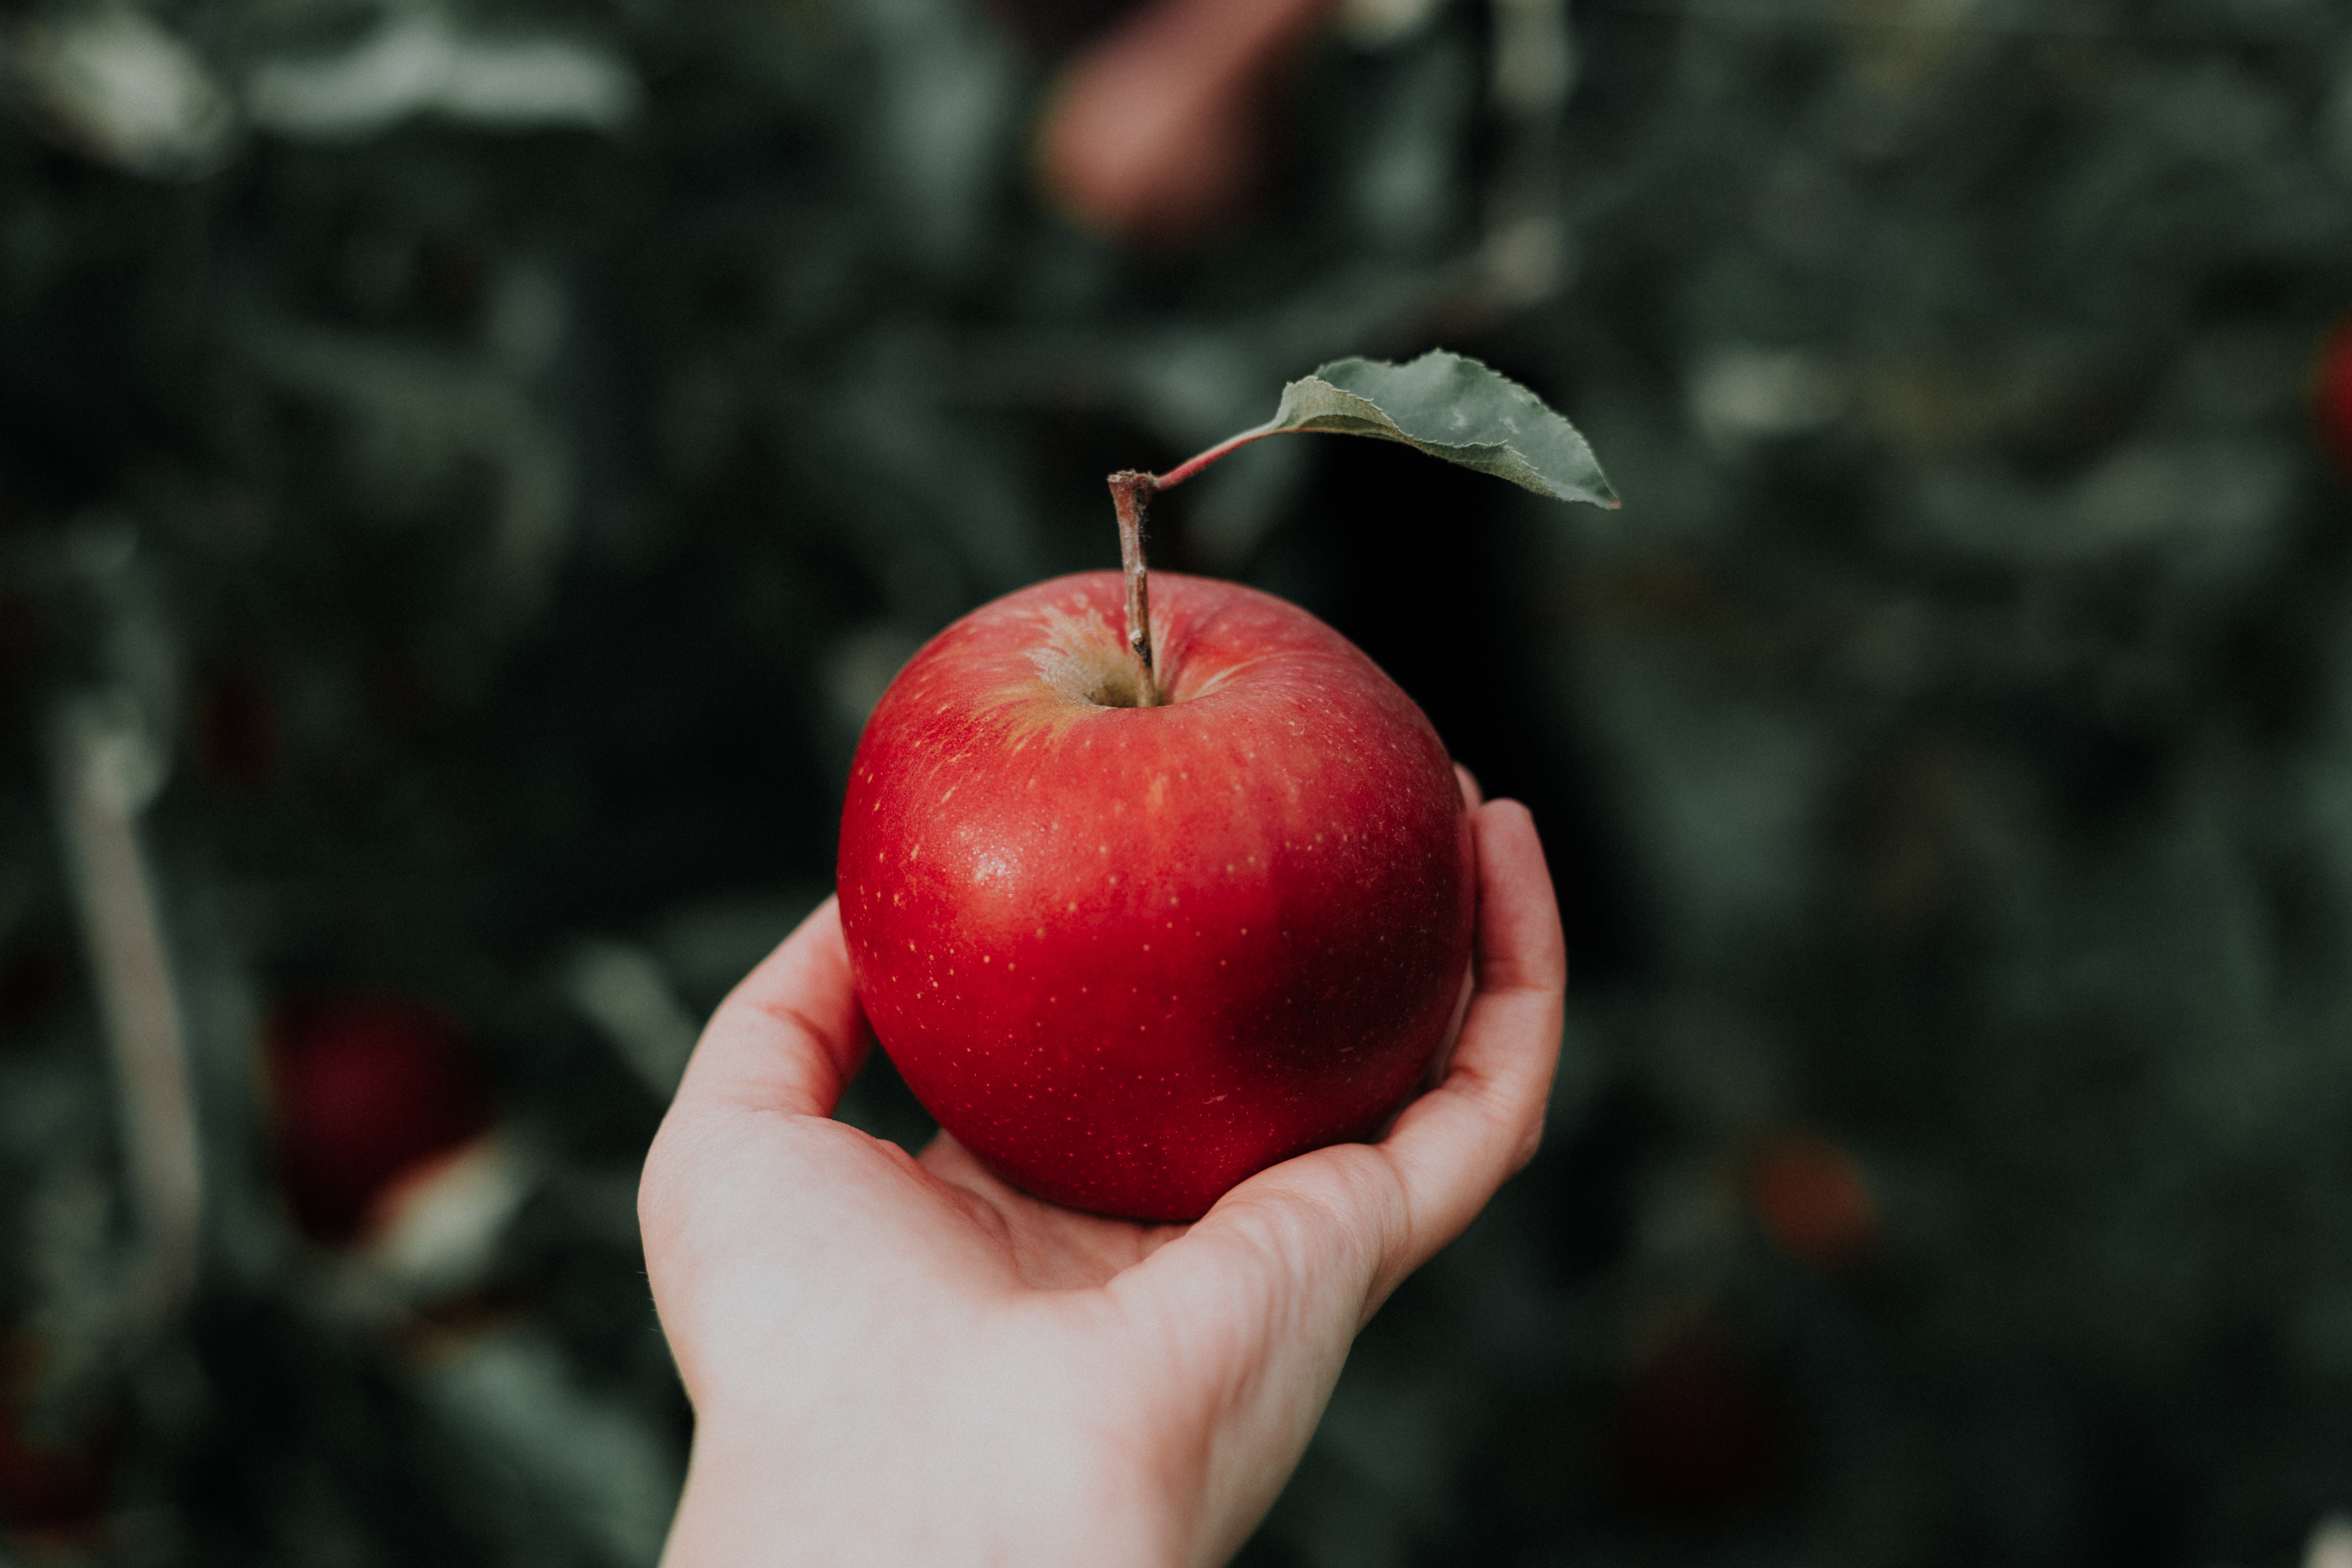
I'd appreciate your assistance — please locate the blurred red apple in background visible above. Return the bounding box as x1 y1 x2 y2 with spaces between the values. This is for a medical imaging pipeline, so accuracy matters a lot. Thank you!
267 995 493 1244
2313 312 2352 480
0 1415 114 1543
1751 1131 1878 1271
0 1336 117 1545
838 569 1474 1221
1608 1324 1790 1525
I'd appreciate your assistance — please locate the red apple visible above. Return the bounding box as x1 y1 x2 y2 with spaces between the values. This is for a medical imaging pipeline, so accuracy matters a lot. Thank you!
266 994 493 1244
2316 312 2352 479
1750 1131 1877 1271
0 1413 114 1540
0 1335 116 1541
838 569 1474 1221
1608 1325 1789 1523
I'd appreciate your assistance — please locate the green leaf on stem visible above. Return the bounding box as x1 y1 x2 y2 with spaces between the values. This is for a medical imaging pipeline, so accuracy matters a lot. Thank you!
1248 350 1618 507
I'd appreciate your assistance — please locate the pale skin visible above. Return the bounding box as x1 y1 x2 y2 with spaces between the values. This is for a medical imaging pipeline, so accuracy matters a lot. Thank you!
639 768 1566 1567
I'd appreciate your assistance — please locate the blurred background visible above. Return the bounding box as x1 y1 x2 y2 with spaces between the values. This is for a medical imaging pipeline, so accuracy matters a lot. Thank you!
6 0 2352 1562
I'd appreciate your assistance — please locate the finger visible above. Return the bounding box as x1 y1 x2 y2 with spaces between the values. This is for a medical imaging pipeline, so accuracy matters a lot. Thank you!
1454 763 1483 811
1463 801 1564 1001
1130 800 1563 1338
671 896 871 1121
1367 800 1563 1295
1416 957 1476 1094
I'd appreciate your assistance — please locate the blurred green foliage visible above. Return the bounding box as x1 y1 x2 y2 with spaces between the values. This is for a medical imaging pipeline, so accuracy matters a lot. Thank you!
6 0 2352 1564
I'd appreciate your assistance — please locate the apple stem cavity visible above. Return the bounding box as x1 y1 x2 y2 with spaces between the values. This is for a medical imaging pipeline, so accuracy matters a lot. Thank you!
1108 469 1162 707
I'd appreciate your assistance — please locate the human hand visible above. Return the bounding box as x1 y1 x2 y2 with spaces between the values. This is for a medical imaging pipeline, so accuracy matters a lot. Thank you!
639 769 1565 1567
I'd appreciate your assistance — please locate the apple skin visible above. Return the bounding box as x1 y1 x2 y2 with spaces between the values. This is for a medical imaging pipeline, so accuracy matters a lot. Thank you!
838 570 1475 1221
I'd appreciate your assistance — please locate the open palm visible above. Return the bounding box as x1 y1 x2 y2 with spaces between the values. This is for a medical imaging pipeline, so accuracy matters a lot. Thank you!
640 773 1565 1567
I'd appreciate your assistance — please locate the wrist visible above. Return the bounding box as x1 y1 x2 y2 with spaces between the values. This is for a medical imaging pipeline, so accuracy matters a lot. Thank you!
664 1394 1194 1568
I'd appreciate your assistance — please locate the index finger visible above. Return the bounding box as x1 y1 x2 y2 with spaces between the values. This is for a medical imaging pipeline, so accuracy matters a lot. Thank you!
671 895 872 1121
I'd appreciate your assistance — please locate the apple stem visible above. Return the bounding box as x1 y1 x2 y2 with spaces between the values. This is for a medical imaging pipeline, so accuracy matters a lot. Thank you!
1106 424 1300 704
1150 424 1284 493
1108 470 1161 707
